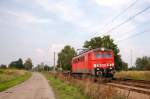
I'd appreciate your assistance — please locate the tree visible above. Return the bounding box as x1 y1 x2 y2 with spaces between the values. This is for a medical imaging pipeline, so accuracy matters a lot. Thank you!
0 64 7 69
135 56 150 70
57 45 76 70
44 64 51 71
34 63 53 71
36 64 42 72
24 58 33 70
83 35 128 70
8 58 24 69
17 58 24 69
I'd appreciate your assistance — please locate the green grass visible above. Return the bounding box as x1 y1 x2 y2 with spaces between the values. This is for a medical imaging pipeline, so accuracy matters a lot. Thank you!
0 69 31 91
43 72 88 99
114 71 150 80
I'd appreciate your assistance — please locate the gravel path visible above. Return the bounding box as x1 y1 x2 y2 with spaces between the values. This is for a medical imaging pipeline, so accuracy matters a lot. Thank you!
0 72 55 99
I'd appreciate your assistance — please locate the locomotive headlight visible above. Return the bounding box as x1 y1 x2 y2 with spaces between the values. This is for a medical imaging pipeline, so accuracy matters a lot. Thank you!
101 47 105 51
94 64 96 67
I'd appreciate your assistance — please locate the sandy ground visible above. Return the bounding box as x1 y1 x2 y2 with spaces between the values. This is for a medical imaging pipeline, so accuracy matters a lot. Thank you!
0 72 55 99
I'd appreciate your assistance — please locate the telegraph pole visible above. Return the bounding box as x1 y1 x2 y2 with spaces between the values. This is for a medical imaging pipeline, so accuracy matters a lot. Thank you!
53 52 56 72
130 49 132 67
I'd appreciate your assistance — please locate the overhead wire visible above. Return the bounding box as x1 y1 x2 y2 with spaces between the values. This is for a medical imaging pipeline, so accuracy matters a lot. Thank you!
116 28 150 43
103 0 138 29
106 5 150 33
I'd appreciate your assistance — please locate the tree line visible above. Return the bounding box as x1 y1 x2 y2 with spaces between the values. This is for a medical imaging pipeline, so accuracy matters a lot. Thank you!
33 62 53 71
0 58 33 70
0 58 53 71
129 56 150 70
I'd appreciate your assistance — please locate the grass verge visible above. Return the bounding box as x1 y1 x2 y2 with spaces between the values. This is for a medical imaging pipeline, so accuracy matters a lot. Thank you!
0 69 31 91
43 72 88 99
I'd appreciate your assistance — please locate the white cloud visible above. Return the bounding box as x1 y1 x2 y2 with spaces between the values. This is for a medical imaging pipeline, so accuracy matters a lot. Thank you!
55 2 83 21
95 0 132 9
35 0 95 31
5 10 52 24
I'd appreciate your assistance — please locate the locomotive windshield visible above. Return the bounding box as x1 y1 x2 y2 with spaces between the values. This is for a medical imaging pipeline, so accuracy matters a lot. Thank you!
95 53 112 58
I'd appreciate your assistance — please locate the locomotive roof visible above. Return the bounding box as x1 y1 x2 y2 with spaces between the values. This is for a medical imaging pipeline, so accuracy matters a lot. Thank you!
73 48 112 58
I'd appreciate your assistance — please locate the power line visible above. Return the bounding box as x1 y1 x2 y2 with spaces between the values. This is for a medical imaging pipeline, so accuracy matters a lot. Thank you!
103 0 138 29
106 6 150 33
117 28 150 43
115 20 150 37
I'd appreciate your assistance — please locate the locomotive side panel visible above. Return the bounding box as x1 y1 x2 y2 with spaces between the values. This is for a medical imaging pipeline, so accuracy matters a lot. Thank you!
87 52 93 74
72 54 89 74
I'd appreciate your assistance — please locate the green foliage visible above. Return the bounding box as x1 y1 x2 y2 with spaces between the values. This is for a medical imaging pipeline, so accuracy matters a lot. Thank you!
0 64 7 69
128 66 137 70
24 58 33 70
9 58 24 69
57 45 76 70
135 56 150 70
83 35 128 70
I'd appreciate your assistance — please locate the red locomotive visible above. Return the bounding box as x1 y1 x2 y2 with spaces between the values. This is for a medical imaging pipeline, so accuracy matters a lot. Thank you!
71 48 115 77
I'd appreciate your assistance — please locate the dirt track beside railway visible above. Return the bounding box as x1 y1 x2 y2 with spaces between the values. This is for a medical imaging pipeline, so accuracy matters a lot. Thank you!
0 72 55 99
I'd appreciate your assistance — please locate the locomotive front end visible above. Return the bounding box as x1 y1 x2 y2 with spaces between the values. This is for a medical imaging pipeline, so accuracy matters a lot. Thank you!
92 49 115 77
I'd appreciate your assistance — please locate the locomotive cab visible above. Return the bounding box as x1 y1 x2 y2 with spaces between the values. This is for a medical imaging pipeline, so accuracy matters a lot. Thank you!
92 49 115 77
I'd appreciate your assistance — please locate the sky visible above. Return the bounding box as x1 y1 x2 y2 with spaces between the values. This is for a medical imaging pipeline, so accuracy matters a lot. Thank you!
0 0 150 67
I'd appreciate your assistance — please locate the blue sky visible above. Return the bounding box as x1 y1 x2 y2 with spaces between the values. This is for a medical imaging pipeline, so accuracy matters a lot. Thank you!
0 0 150 67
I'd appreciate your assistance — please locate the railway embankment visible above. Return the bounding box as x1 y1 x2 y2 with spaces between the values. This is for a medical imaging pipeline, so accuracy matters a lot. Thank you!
43 72 126 99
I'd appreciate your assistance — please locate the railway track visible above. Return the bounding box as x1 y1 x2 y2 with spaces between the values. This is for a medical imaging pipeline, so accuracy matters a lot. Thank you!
62 72 150 95
113 79 150 88
106 79 150 95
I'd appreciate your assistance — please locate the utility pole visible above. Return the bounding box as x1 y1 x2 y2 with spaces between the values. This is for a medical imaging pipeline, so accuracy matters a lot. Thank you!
130 49 132 67
53 52 56 72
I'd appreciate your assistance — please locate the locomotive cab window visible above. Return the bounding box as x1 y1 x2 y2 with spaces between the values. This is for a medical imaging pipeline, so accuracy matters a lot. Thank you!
95 53 112 58
95 53 102 58
105 53 112 58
